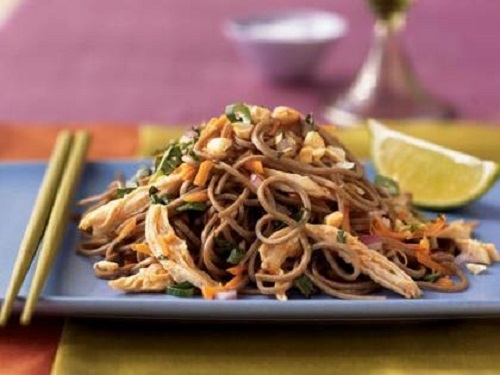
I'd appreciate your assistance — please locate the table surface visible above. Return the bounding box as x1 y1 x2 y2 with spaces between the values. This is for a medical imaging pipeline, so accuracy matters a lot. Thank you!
0 0 499 124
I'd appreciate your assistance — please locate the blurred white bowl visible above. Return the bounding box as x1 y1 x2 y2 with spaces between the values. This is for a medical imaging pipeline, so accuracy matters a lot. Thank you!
225 10 348 83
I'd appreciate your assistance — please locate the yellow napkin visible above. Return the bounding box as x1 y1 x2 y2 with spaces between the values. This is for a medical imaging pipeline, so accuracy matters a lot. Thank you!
53 319 500 375
52 122 500 375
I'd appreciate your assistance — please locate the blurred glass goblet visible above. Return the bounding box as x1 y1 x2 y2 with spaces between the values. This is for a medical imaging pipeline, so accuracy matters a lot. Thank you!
324 0 455 126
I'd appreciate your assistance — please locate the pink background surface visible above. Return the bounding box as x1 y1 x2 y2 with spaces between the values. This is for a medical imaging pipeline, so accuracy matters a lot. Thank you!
0 0 499 125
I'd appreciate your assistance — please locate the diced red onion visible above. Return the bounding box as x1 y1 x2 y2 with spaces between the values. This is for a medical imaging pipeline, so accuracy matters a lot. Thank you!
250 173 263 188
359 235 383 251
214 290 238 300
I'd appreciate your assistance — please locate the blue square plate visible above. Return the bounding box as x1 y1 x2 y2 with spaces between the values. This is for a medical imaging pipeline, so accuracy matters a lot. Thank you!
1 160 499 320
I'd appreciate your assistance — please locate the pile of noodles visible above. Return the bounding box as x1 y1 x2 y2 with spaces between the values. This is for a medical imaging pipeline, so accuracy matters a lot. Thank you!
77 104 499 300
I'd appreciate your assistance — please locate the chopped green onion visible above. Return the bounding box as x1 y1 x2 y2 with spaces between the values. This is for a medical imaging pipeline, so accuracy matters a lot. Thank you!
116 187 136 198
409 224 421 233
174 281 194 289
166 286 194 298
227 247 245 265
423 272 442 283
149 186 168 205
154 142 183 176
375 175 400 196
225 103 252 124
177 202 207 212
294 275 314 298
337 229 347 244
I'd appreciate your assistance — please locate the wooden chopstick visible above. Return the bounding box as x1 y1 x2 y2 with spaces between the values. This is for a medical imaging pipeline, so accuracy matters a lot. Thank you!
20 130 90 325
0 131 73 326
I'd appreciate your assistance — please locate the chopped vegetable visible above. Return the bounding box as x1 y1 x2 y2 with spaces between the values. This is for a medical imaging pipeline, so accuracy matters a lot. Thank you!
375 175 400 196
243 159 264 175
227 247 245 265
116 187 136 198
214 290 238 300
294 275 314 297
194 160 214 187
155 142 184 176
201 285 226 300
174 163 197 181
177 202 207 212
422 272 442 283
166 285 194 298
183 191 209 203
225 103 251 124
337 229 347 244
226 265 245 276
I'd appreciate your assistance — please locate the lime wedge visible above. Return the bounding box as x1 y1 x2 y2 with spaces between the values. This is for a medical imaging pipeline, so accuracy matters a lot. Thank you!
368 120 499 209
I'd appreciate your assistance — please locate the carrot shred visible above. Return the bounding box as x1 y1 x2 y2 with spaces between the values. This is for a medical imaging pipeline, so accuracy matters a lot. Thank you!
436 276 454 288
199 115 229 140
194 160 214 187
201 285 225 300
131 243 153 256
424 215 447 237
268 120 281 136
371 216 410 240
243 159 264 175
183 191 209 203
227 265 245 276
224 274 245 290
174 163 197 181
415 237 446 273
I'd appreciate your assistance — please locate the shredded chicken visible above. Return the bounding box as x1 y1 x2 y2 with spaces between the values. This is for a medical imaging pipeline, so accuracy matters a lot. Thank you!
264 168 331 198
109 263 173 292
306 224 422 298
145 204 217 289
79 173 183 235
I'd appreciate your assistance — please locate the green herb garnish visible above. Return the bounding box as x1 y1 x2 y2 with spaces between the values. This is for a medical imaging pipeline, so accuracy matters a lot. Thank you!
116 187 136 198
227 247 246 265
375 175 400 196
225 103 252 124
166 285 194 298
423 272 442 283
149 186 165 205
337 229 347 244
174 281 194 289
154 142 183 176
177 202 207 212
409 224 421 233
294 275 314 298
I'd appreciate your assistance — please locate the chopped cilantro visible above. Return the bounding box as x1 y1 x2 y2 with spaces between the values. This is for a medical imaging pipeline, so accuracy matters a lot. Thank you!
294 275 314 298
225 103 252 124
116 187 136 198
337 229 347 244
227 247 246 265
423 272 442 283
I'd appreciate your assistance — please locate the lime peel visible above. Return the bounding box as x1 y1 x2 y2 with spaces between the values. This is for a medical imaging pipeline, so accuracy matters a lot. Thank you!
368 120 499 210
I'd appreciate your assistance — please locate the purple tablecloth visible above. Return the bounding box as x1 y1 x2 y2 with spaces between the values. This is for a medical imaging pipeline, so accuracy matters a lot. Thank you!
0 0 498 124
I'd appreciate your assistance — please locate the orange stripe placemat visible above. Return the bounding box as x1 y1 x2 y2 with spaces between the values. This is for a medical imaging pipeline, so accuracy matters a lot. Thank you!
0 124 138 375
